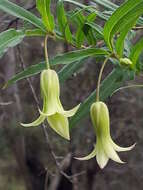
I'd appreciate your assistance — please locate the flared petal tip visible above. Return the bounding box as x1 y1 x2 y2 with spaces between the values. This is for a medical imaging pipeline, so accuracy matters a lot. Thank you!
111 140 136 152
20 122 32 127
39 109 53 116
74 156 91 161
74 157 87 161
118 142 136 152
61 103 81 117
74 147 96 161
126 143 136 151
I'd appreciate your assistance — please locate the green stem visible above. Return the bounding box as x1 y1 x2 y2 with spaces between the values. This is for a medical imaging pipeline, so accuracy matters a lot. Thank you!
44 35 50 69
111 84 143 96
96 56 109 102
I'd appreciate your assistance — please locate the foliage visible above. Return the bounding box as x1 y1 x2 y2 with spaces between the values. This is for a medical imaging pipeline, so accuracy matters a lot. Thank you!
0 0 143 161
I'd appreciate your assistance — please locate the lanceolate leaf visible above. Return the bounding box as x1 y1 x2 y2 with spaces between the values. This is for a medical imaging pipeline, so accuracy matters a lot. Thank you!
36 0 55 32
25 29 46 37
57 0 73 43
69 68 132 128
130 37 143 69
51 48 109 65
64 0 107 20
5 48 108 87
59 59 86 83
0 0 46 32
104 0 143 51
115 17 138 58
94 0 143 25
0 29 24 57
76 28 85 48
86 22 103 37
93 0 117 11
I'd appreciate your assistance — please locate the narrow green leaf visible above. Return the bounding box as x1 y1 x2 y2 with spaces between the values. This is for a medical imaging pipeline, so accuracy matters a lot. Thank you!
86 12 96 22
5 48 109 87
130 37 143 69
36 0 55 32
115 17 138 58
104 0 143 51
51 48 109 65
3 63 45 88
83 24 96 45
57 0 73 43
0 29 24 57
94 0 143 25
93 0 117 11
76 28 85 48
59 59 86 83
0 0 46 32
86 22 103 38
64 0 107 20
25 29 46 37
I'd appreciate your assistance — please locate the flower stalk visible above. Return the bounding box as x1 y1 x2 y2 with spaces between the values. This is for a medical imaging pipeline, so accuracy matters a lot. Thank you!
96 56 109 102
44 34 50 69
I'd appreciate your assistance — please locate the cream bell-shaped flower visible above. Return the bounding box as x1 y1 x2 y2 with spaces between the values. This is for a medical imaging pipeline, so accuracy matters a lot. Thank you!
76 101 135 169
21 69 80 140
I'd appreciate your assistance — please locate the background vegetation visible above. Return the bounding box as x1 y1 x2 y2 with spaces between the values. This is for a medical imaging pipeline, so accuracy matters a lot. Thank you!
0 0 143 189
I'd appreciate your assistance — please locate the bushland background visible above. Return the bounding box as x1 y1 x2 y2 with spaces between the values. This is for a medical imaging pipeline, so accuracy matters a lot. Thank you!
0 0 143 189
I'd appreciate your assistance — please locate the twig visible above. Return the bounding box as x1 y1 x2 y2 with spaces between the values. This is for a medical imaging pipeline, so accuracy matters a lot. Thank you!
0 101 13 106
44 169 49 190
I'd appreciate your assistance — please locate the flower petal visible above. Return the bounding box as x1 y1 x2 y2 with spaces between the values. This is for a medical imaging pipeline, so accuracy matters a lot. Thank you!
103 139 124 164
110 139 136 152
60 104 81 117
75 146 96 161
21 115 45 127
47 113 70 140
40 69 64 116
39 108 53 116
96 140 109 169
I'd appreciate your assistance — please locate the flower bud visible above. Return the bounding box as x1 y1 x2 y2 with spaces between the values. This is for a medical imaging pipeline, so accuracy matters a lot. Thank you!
119 58 133 67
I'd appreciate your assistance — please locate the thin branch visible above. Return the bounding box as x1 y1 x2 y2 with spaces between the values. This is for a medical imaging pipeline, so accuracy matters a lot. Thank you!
44 169 49 190
0 101 13 106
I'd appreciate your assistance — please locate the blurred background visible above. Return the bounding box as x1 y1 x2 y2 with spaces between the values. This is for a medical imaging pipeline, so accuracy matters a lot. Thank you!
0 0 143 189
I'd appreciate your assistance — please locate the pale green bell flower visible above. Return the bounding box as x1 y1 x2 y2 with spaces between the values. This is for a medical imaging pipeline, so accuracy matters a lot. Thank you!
76 101 135 169
21 69 80 140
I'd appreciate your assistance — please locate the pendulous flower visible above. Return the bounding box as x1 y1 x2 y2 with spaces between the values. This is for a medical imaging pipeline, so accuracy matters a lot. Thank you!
76 101 135 169
21 69 80 140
